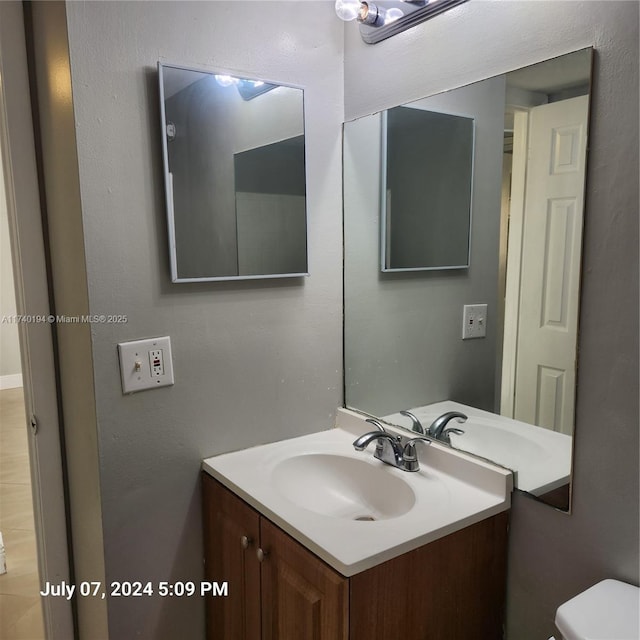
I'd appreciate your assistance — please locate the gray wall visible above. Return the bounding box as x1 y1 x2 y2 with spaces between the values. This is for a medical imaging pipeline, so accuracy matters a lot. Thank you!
55 2 343 639
344 2 639 638
344 75 505 416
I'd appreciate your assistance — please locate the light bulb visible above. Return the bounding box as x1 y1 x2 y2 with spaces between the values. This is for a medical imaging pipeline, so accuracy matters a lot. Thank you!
214 75 236 87
335 0 361 22
357 1 381 25
384 7 404 23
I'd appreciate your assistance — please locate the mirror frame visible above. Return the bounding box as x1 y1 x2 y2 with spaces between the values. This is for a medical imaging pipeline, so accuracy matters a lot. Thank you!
158 62 309 283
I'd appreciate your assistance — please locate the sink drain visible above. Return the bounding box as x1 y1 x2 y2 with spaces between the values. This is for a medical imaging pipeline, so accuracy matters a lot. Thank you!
354 515 376 521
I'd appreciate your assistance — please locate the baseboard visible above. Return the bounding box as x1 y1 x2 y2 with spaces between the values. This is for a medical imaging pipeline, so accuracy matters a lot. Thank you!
0 374 23 390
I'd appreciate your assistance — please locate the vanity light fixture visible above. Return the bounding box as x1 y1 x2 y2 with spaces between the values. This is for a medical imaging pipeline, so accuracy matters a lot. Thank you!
335 0 469 44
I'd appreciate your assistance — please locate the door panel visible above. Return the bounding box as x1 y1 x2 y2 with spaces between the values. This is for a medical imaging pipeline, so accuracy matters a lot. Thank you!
203 474 261 640
514 95 588 434
260 518 348 640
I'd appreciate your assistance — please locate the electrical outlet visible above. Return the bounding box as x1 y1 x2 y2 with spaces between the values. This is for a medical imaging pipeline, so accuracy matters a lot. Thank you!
149 349 164 377
462 304 488 340
118 336 174 393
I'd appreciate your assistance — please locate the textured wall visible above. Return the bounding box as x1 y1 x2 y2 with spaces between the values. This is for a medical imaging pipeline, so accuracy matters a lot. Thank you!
63 2 344 638
344 2 639 638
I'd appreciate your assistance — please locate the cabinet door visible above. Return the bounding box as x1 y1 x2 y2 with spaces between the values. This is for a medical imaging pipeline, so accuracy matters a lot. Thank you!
349 511 509 640
259 518 348 640
202 474 261 640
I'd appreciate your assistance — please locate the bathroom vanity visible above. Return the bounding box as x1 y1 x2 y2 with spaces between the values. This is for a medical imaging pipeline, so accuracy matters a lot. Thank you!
201 411 512 639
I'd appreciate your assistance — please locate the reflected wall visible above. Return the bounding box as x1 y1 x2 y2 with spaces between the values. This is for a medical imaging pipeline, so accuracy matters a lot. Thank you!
345 75 506 416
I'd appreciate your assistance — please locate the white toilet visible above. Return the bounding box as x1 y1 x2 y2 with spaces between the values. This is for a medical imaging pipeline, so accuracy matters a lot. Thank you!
553 579 640 640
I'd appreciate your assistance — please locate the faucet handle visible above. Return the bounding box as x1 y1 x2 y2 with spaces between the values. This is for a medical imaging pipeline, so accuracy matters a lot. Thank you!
428 411 468 439
401 437 432 472
400 410 425 434
364 418 391 456
365 418 387 433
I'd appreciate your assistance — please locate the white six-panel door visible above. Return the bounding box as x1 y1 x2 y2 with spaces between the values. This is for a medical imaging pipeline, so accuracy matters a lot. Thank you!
513 95 589 434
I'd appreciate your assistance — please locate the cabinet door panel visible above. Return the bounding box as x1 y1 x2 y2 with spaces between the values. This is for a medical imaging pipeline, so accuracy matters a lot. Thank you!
260 519 348 640
349 512 509 640
202 474 261 640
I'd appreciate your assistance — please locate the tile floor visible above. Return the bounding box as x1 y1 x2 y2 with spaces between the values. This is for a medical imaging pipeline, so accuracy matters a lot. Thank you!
0 387 45 639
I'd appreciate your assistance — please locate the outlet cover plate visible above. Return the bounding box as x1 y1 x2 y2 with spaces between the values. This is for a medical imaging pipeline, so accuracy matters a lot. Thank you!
118 336 174 393
462 304 488 340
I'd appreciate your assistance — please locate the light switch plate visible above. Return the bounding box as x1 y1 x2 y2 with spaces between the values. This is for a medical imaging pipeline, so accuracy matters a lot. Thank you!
462 304 488 340
118 336 174 393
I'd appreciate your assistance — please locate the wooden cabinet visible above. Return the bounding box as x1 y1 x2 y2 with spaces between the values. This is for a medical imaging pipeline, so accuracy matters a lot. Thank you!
202 473 348 640
349 513 508 640
202 472 508 640
202 473 261 639
260 518 349 639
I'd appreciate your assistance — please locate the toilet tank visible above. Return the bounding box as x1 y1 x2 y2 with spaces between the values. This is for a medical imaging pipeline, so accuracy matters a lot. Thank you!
555 579 640 640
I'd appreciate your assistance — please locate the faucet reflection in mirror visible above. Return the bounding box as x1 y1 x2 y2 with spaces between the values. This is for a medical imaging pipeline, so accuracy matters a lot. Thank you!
401 410 467 444
343 48 592 512
335 0 470 44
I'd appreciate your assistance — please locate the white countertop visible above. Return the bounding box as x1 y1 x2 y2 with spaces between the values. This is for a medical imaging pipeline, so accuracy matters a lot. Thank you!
202 408 512 577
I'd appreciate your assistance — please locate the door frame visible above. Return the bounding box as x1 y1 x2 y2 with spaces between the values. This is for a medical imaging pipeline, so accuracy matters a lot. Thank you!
0 2 74 637
500 108 529 418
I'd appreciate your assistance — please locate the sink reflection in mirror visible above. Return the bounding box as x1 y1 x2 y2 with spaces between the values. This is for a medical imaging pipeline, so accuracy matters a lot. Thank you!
343 48 592 512
384 401 571 508
271 453 419 520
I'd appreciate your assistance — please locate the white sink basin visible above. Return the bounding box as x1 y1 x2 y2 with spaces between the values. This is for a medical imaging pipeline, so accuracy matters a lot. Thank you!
272 453 416 520
202 410 512 576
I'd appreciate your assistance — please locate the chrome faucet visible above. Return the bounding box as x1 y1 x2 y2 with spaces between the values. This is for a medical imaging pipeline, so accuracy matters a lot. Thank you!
352 418 431 472
427 411 467 444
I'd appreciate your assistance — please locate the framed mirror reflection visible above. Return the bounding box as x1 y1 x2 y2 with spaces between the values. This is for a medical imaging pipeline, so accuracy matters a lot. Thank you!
382 106 474 271
343 48 593 511
158 63 308 282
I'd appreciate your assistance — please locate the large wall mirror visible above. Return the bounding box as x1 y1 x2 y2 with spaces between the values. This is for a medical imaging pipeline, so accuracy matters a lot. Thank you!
158 63 308 282
344 48 592 511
